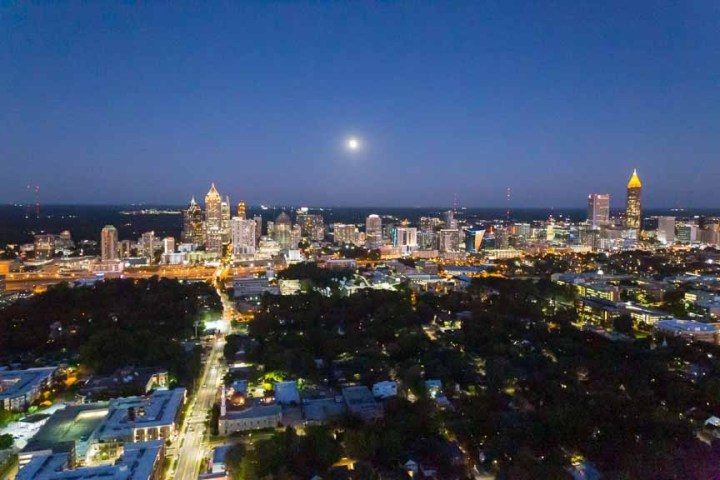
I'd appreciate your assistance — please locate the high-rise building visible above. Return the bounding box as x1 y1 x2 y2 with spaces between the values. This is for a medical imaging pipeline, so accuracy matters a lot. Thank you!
274 212 293 249
296 212 325 241
141 231 156 262
443 210 458 230
677 224 698 244
438 229 461 253
237 201 246 220
366 214 383 249
290 225 303 249
204 183 223 247
101 225 118 261
231 217 257 257
657 216 676 245
393 227 417 248
206 227 224 256
465 229 486 253
625 169 642 230
587 193 610 227
163 237 175 255
253 215 262 242
221 196 232 244
333 224 359 245
182 197 205 245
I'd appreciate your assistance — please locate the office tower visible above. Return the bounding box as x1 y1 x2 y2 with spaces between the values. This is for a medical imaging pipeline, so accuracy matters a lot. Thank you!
443 210 458 229
297 212 325 241
393 227 418 247
141 231 156 262
333 224 359 245
677 224 698 244
204 183 222 247
657 216 676 245
587 193 610 227
206 227 224 256
465 229 486 253
253 215 262 242
418 230 436 249
625 169 642 230
119 240 132 259
221 196 232 244
237 201 246 220
495 226 510 248
366 214 383 249
274 212 292 249
438 229 461 252
267 221 275 239
163 237 175 255
231 217 257 257
101 225 118 261
291 225 303 249
182 197 205 245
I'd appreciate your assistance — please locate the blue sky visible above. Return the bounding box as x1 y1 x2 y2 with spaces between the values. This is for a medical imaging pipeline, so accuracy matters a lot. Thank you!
1 2 719 207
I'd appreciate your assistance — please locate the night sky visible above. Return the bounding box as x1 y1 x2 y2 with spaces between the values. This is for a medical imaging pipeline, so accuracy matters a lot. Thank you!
2 2 719 208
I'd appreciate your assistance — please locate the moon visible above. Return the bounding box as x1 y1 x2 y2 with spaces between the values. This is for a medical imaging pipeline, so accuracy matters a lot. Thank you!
346 137 360 151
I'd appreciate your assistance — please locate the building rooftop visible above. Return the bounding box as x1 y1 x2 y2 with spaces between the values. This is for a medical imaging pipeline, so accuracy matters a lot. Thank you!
657 319 717 333
222 404 281 420
96 388 185 441
0 367 57 402
23 404 110 455
17 440 164 480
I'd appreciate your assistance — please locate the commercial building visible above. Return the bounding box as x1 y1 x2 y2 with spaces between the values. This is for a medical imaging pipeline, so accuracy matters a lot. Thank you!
182 197 205 245
34 234 56 260
438 229 461 253
274 212 293 250
465 229 486 253
656 319 718 343
205 183 223 250
0 367 57 411
17 440 165 480
101 225 118 261
366 214 383 249
587 193 610 227
233 277 273 299
625 169 642 230
231 217 257 257
333 224 360 245
21 389 185 467
657 216 676 245
393 227 418 255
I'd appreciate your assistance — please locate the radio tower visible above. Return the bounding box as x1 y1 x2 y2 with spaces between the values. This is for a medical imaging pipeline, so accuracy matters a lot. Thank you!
453 193 458 214
26 184 40 219
505 187 511 222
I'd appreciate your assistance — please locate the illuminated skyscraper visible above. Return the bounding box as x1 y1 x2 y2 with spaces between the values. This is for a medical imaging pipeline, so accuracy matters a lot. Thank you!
182 197 205 245
274 212 292 249
625 169 642 230
141 231 156 262
237 201 247 220
204 183 223 246
465 229 485 253
221 196 232 244
366 214 382 249
587 193 610 227
231 217 257 257
101 225 118 261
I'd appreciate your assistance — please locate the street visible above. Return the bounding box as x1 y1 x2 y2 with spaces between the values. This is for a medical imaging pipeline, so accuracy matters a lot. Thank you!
171 284 233 480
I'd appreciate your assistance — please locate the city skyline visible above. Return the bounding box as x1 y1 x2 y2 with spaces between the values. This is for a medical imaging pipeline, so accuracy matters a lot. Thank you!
3 3 720 207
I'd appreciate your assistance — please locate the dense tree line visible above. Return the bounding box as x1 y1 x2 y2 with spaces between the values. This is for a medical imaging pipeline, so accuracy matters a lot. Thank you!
244 277 720 478
0 277 220 381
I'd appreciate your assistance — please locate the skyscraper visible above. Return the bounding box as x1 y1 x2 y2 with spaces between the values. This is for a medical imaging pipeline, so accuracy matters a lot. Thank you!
221 196 232 244
204 183 222 246
182 197 205 245
625 169 642 230
366 214 382 249
101 225 118 261
657 216 676 245
237 201 246 220
141 231 156 262
231 217 257 257
274 212 293 249
587 193 610 227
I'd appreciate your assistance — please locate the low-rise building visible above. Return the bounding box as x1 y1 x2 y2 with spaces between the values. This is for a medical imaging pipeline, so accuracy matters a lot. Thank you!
342 386 382 421
0 366 57 412
218 405 282 435
655 319 718 343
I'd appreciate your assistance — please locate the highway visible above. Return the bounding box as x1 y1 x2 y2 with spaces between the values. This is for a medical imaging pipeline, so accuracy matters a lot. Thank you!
172 285 233 480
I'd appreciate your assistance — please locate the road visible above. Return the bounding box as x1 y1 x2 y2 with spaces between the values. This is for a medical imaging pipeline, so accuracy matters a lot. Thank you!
172 285 233 480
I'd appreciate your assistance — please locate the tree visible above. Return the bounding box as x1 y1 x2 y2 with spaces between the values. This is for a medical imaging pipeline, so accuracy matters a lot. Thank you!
0 433 13 450
613 314 634 334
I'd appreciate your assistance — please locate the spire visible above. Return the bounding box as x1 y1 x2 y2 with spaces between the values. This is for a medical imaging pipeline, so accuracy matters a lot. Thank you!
190 196 197 206
627 169 642 189
206 182 221 199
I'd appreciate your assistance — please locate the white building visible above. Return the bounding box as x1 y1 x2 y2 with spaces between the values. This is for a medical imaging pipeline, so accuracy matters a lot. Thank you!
231 217 257 258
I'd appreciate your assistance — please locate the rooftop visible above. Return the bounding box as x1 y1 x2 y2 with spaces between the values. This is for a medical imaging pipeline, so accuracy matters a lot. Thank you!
657 319 717 333
0 367 57 401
